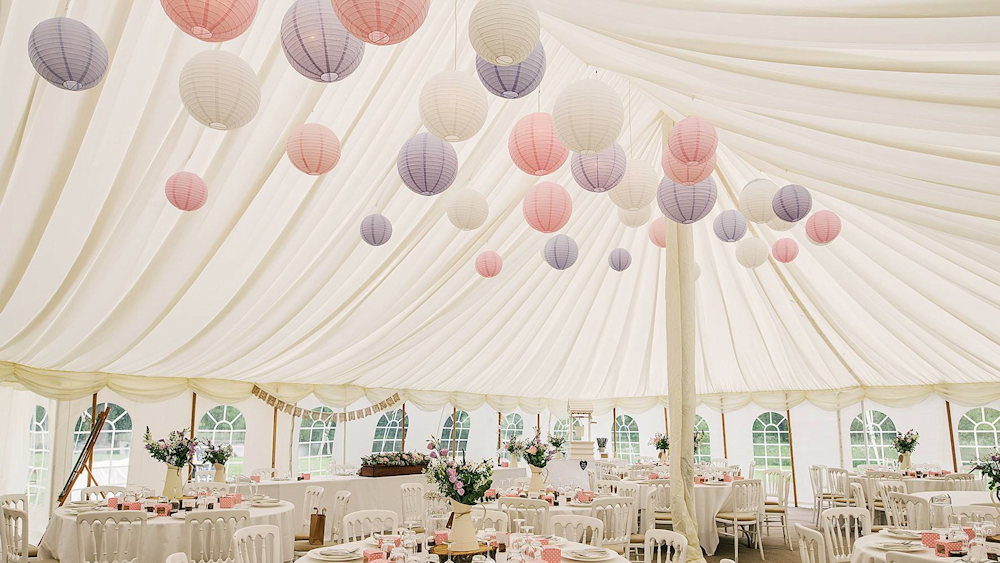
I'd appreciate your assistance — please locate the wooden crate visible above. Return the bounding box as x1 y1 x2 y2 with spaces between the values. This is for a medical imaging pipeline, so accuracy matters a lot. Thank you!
358 464 427 477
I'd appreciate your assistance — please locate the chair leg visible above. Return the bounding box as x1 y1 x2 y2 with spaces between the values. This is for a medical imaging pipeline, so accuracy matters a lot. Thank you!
757 522 765 560
734 523 739 563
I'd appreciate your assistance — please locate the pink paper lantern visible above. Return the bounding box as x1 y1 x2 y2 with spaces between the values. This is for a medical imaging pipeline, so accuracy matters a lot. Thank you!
647 219 666 248
806 210 842 245
662 151 715 185
772 238 799 263
160 0 258 42
332 0 430 45
509 113 568 176
286 123 341 175
523 182 572 233
667 116 717 166
475 251 502 278
165 172 208 211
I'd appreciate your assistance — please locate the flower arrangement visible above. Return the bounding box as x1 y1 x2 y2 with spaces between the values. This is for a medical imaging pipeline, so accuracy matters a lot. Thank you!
203 442 234 466
502 438 524 457
360 451 430 467
649 432 669 451
144 427 196 468
693 430 706 450
971 449 1000 506
424 436 493 505
893 429 920 454
521 434 556 468
547 433 566 451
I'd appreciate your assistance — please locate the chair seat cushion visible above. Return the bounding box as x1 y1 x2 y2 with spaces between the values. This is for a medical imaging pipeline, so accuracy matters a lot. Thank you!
716 512 757 522
764 505 786 513
764 500 779 505
28 545 38 557
606 544 625 555
819 493 847 500
294 539 340 551
654 513 672 521
295 533 310 541
630 533 647 543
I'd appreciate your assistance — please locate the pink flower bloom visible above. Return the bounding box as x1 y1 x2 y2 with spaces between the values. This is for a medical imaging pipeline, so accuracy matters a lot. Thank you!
430 451 437 458
441 448 449 456
527 446 537 454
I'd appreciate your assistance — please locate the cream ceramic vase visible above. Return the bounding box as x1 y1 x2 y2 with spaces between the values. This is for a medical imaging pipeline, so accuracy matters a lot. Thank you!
509 456 519 469
213 462 227 482
658 450 668 463
163 465 183 498
900 452 912 470
449 500 483 551
528 465 548 493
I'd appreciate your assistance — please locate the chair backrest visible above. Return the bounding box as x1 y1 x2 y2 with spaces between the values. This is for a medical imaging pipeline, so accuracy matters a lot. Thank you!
953 505 999 525
400 483 425 525
76 510 148 563
849 483 867 511
497 498 550 534
820 508 870 563
587 470 598 491
550 515 603 547
730 479 762 515
875 480 907 506
474 510 509 532
234 524 281 563
827 469 850 497
870 471 903 480
1 506 29 563
808 466 827 496
885 492 929 530
185 509 250 563
595 462 617 479
595 480 622 495
0 495 27 511
945 473 979 491
643 529 687 563
796 523 826 563
342 510 397 542
762 470 783 502
711 458 729 467
646 480 671 511
167 553 191 563
330 491 352 540
301 486 325 530
590 496 633 546
250 468 276 479
80 486 127 501
613 481 640 503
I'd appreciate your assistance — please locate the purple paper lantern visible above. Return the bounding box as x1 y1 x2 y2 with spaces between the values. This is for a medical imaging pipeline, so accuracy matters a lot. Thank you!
570 142 626 193
28 17 109 91
476 42 545 99
544 234 578 270
713 209 747 243
609 248 631 272
657 176 717 224
397 133 459 196
360 214 392 246
281 0 365 83
772 184 812 222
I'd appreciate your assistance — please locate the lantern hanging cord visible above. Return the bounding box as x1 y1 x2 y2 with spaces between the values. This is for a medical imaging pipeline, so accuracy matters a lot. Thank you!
628 81 633 158
453 0 458 70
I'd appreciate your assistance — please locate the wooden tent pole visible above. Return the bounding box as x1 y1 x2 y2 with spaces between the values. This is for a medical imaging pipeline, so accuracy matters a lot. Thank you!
271 406 278 468
721 411 728 459
612 407 617 459
786 409 799 507
452 406 458 459
89 393 97 486
663 407 669 437
497 412 502 465
401 403 407 451
946 401 958 472
189 392 198 481
836 408 845 469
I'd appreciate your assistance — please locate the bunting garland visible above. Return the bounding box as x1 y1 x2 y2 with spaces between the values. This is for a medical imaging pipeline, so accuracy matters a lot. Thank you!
251 385 400 422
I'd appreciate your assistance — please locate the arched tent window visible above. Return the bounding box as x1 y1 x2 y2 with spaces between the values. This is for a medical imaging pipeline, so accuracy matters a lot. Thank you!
694 415 711 464
28 406 50 505
298 407 337 476
849 410 897 468
751 411 791 477
372 409 408 454
499 414 524 461
73 403 132 491
553 418 582 441
197 405 246 475
958 407 1000 467
442 410 472 455
614 415 640 462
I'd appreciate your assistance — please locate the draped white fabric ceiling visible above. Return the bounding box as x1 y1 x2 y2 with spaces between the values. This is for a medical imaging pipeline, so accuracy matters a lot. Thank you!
0 0 997 407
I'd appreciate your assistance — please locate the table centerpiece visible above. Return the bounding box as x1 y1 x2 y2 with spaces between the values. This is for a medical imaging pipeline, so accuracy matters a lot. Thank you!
971 448 1000 512
143 427 196 499
424 436 492 551
522 433 556 493
547 433 567 460
203 442 234 482
893 429 920 470
502 438 524 468
650 432 669 462
359 451 430 477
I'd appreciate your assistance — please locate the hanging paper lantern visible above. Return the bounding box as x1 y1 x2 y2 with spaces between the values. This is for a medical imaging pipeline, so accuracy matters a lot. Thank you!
332 0 430 45
735 238 769 268
806 210 842 245
27 18 109 91
179 50 260 130
165 172 208 211
280 0 365 83
286 124 341 175
662 152 715 185
468 0 540 66
397 133 458 196
476 42 544 99
648 219 666 249
667 116 718 166
419 71 488 142
360 214 392 246
772 238 799 263
552 80 624 155
772 184 813 222
739 179 779 224
523 182 572 233
571 143 626 193
508 113 568 176
713 210 748 243
657 176 717 224
609 248 631 272
609 160 657 211
447 191 489 231
544 234 578 270
161 0 257 42
618 205 651 228
767 215 796 232
475 251 503 278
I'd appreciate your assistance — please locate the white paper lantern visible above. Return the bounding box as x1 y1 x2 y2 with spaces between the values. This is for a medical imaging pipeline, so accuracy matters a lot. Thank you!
179 50 260 130
735 237 769 269
447 191 489 231
739 178 779 224
618 205 651 228
608 248 631 272
552 80 623 155
767 215 796 232
609 160 657 211
419 71 488 142
468 0 540 66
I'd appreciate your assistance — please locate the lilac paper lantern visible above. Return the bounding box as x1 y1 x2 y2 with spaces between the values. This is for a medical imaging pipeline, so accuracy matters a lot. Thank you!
476 42 545 99
28 18 109 91
544 234 578 270
360 214 392 246
281 0 365 83
657 176 717 224
609 248 631 272
397 133 459 196
772 184 812 222
713 209 747 243
570 142 626 193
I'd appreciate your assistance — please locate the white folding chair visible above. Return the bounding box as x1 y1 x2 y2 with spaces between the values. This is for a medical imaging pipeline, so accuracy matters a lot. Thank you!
590 497 634 554
827 469 851 507
2 505 57 563
400 483 425 529
293 485 326 542
77 510 148 563
715 479 763 562
796 524 826 563
497 498 550 534
945 473 979 491
647 480 672 530
167 553 191 563
643 529 687 563
184 509 250 563
884 492 929 530
250 468 277 480
473 510 509 532
875 480 907 525
954 505 1000 525
330 491 352 542
820 508 870 563
80 486 128 501
762 470 793 549
342 510 397 542
550 515 604 547
234 524 281 563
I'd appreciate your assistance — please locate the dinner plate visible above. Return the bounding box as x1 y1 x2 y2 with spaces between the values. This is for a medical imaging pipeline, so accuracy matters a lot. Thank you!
67 501 100 507
871 541 924 552
703 482 729 486
252 500 282 508
563 548 615 561
879 529 922 541
309 548 362 562
567 501 593 508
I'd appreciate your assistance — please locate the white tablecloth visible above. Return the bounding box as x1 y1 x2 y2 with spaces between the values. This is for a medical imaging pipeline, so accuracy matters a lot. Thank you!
850 533 937 563
39 502 295 563
493 466 528 485
910 490 993 505
296 537 630 563
903 477 964 494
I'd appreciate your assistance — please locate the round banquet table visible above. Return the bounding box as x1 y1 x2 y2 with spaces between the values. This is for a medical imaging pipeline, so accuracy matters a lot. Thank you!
39 501 296 563
902 477 973 494
296 537 629 563
850 532 938 563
